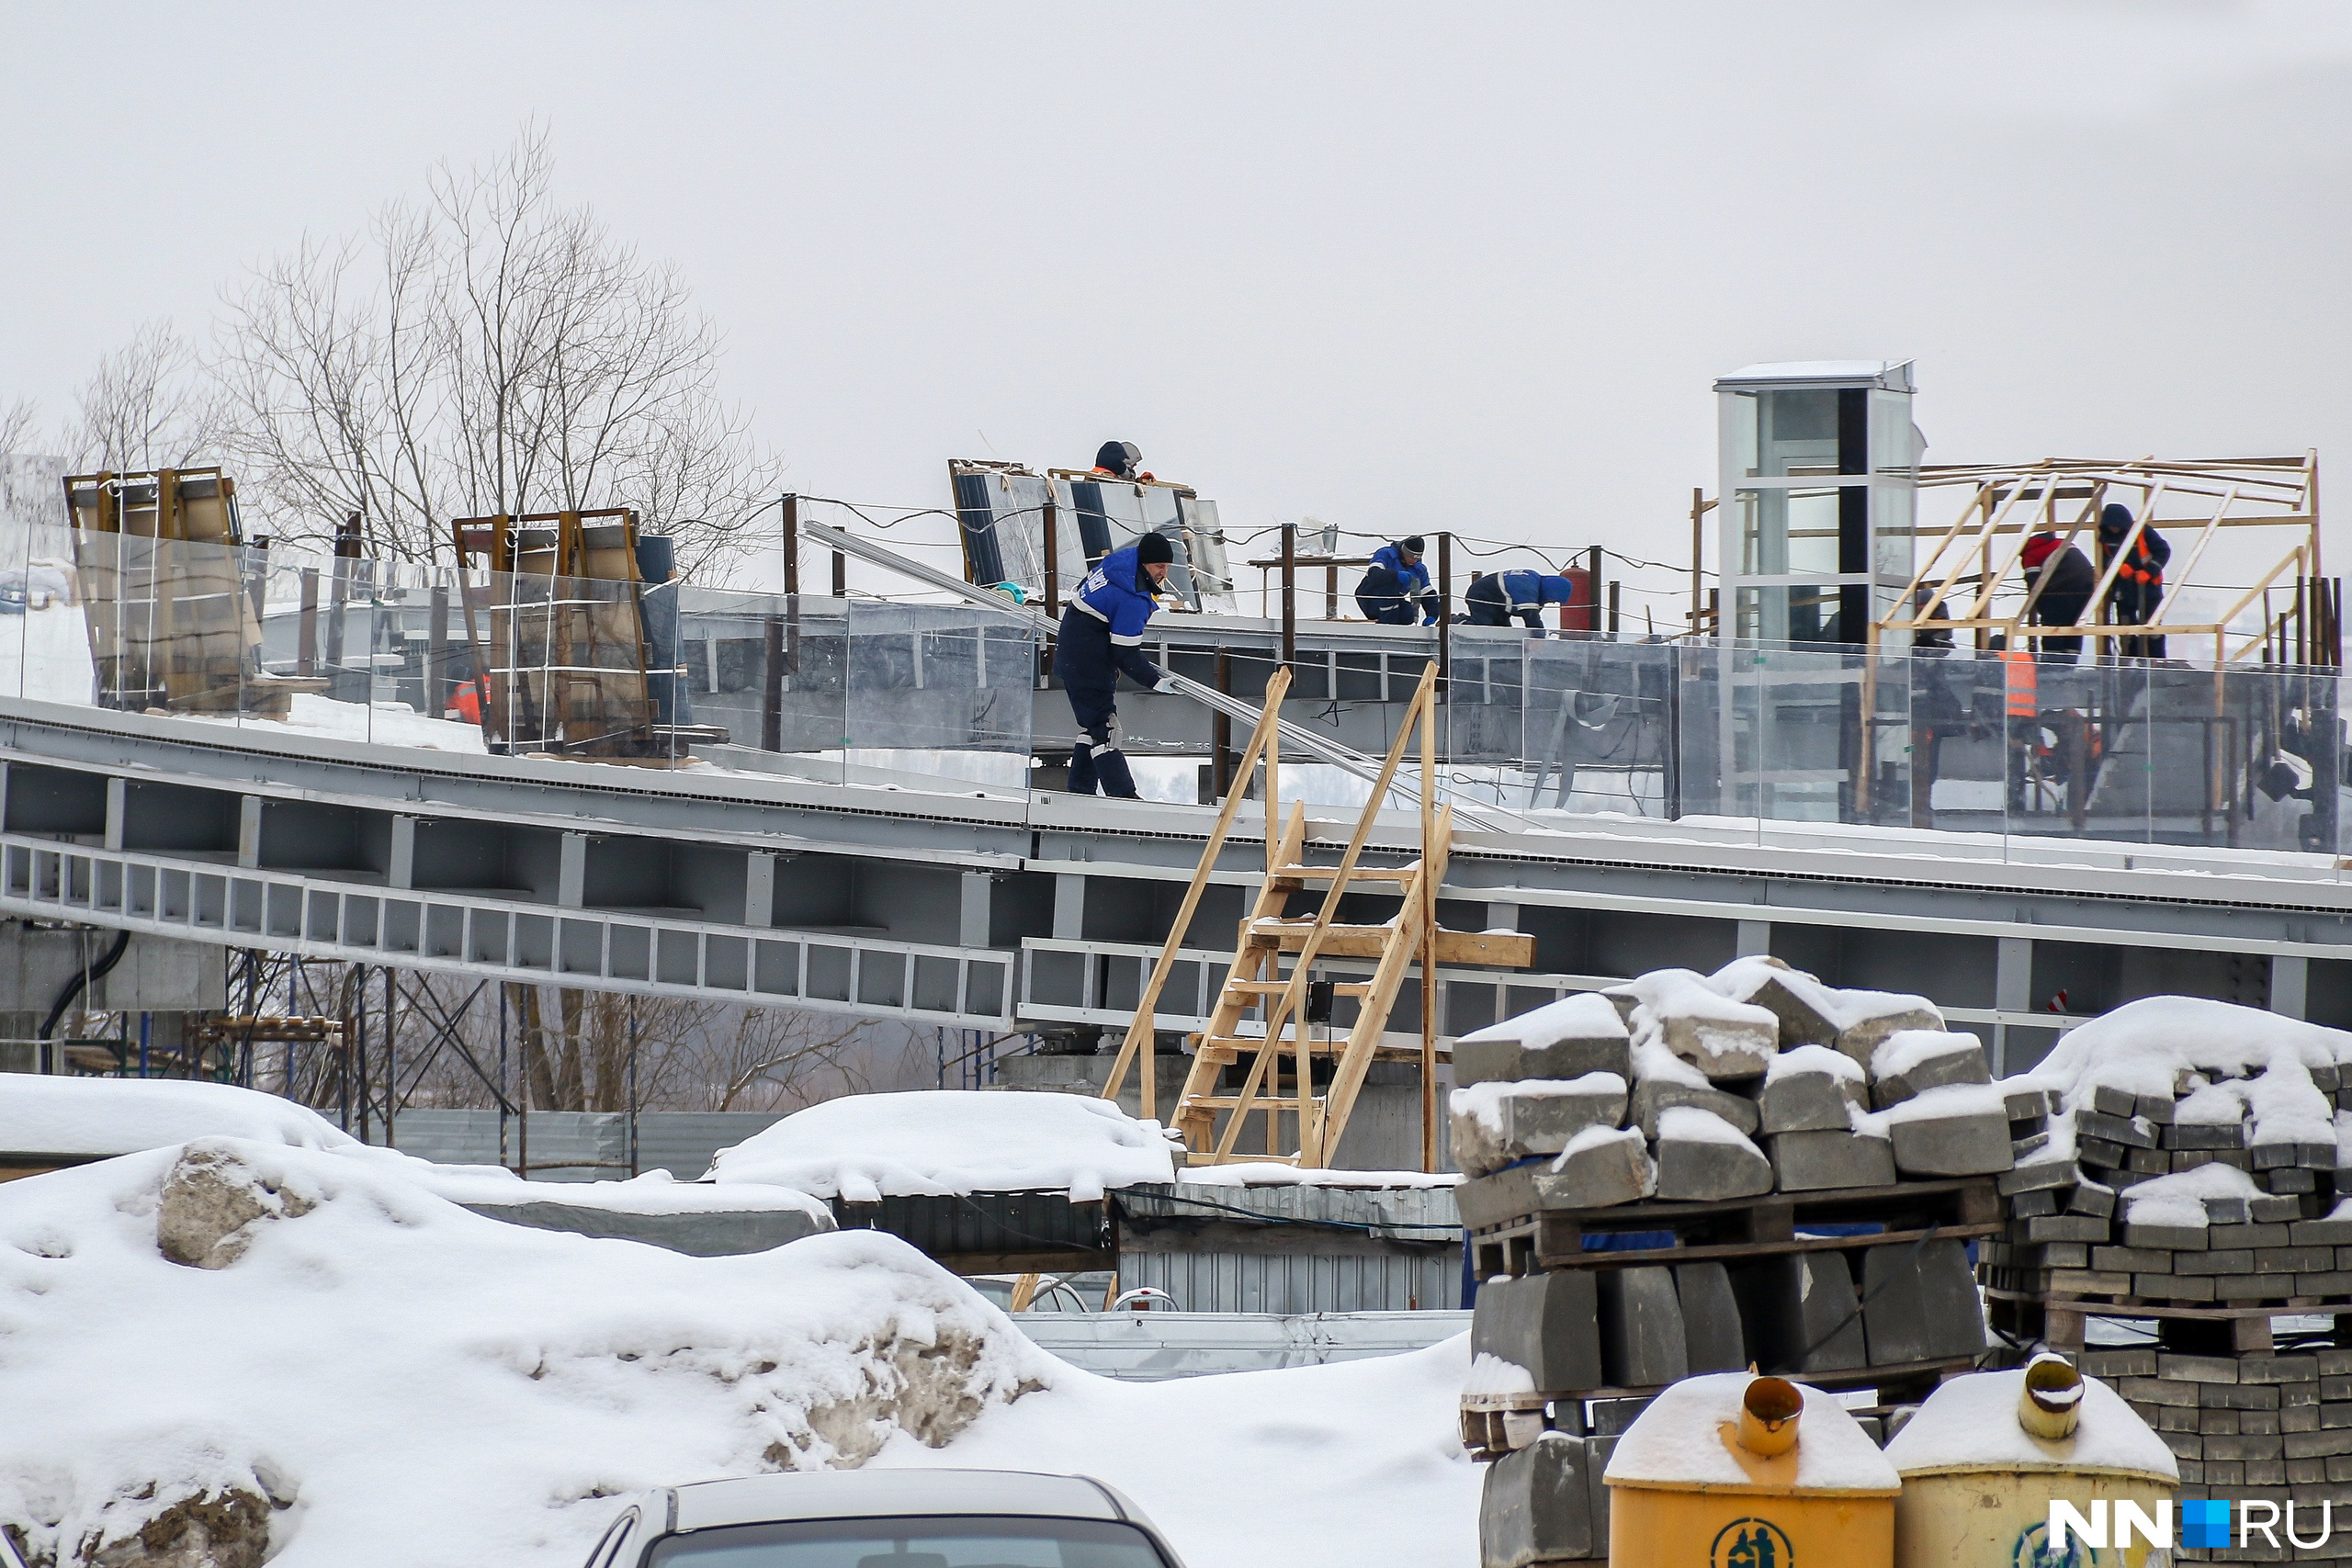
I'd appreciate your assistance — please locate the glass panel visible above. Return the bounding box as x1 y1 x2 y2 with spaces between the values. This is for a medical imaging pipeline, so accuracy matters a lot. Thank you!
1734 584 1852 646
844 600 1035 792
1734 487 1845 577
1871 480 1916 582
1519 637 1673 816
1870 389 1918 476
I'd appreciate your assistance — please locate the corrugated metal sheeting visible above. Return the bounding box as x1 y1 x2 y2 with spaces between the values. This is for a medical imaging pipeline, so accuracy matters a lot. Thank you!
1014 1310 1469 1379
372 1109 784 1180
1122 1248 1460 1314
1116 1180 1464 1313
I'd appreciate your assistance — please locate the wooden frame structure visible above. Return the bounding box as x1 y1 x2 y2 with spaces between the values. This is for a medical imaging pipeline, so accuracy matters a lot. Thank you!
1101 664 1519 1169
1878 454 2331 665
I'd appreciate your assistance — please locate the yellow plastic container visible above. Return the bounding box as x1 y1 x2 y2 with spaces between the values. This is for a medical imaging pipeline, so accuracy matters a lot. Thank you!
1609 1374 1901 1568
1885 1358 2177 1568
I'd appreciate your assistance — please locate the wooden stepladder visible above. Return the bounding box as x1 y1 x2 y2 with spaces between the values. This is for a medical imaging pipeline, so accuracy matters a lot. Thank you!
1102 663 1495 1170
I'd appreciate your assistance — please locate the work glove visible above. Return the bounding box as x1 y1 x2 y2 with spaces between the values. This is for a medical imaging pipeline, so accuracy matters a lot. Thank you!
1153 675 1182 694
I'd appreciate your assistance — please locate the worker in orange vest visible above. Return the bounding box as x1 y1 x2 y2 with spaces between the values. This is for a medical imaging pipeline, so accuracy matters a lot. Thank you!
1998 640 2040 812
449 674 490 726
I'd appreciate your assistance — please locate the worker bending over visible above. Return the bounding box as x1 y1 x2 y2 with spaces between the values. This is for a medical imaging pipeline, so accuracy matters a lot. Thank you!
1464 568 1576 629
1055 532 1180 797
1354 536 1440 625
2098 503 2170 660
2019 529 2094 658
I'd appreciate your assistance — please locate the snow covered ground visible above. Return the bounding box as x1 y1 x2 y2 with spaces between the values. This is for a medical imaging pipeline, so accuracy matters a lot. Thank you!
0 1135 1474 1568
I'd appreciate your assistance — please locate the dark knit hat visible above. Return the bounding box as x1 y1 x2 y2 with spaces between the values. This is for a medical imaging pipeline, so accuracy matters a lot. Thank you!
1136 531 1176 567
1400 536 1426 556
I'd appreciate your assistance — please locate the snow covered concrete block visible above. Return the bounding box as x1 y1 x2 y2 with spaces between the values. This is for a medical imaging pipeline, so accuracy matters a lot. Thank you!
1710 956 1840 1048
1674 1261 1746 1374
1472 1272 1604 1393
1549 1126 1656 1209
1730 1252 1869 1374
1869 1030 1992 1110
1449 1075 1629 1179
1479 1431 1593 1568
1860 1238 1986 1365
1831 993 1945 1069
1454 994 1632 1088
1598 1266 1689 1388
1880 1086 2016 1177
1758 1045 1867 1134
1629 1077 1760 1139
1653 1107 1772 1201
157 1139 319 1269
1611 968 1777 1079
1769 1129 1896 1192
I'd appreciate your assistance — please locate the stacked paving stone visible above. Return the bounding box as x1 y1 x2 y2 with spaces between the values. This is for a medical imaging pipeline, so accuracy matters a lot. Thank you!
1454 958 2007 1430
2078 1343 2352 1568
1982 1003 2352 1323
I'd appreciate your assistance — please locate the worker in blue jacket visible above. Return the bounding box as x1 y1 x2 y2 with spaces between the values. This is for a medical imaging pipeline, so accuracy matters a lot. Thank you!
1054 531 1180 797
1354 536 1440 625
1464 569 1576 629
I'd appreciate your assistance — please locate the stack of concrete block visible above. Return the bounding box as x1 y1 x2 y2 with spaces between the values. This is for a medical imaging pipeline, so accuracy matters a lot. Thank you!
1984 1025 2352 1314
1449 957 2016 1195
2084 1343 2352 1506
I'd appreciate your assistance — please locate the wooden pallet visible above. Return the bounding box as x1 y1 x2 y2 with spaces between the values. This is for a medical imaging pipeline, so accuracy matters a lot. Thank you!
1461 1171 2003 1280
1985 1286 2351 1353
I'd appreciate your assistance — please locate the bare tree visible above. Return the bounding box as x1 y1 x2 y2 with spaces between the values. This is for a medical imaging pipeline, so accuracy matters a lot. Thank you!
0 397 35 460
217 126 779 574
66 321 226 474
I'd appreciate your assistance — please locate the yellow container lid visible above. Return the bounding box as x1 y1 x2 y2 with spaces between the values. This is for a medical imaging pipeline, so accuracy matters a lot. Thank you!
1883 1368 2178 1483
1607 1371 1903 1498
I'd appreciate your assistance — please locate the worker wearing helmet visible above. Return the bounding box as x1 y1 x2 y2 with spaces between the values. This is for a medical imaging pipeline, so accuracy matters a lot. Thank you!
1055 532 1181 798
1463 568 1576 630
2098 503 2170 660
1354 536 1440 626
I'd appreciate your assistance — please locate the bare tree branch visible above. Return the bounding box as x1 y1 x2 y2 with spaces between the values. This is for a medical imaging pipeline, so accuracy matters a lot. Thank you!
216 126 781 573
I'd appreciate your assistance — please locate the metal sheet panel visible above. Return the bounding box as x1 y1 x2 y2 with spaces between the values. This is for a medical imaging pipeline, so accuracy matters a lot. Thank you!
1013 1308 1469 1380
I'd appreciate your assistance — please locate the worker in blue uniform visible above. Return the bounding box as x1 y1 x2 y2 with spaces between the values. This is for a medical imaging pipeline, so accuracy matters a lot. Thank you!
1054 531 1180 797
1354 536 1440 625
1464 568 1577 629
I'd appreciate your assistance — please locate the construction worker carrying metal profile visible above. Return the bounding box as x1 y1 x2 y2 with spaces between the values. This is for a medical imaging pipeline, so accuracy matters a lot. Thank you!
1354 536 1441 625
1055 530 1181 797
1463 566 1577 629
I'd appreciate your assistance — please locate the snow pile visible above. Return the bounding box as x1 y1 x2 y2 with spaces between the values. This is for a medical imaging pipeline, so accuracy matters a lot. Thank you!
1883 1368 2177 1478
0 1077 358 1157
707 1091 1179 1201
2020 997 2352 1105
0 1138 1046 1566
1605 1373 1899 1492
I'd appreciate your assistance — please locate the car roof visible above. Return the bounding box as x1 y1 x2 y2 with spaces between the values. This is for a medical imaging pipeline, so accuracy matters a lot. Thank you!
668 1469 1126 1534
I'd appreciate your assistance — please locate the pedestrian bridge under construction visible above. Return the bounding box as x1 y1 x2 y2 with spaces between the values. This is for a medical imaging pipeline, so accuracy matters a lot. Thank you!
3 457 2349 1110
4 617 2351 1088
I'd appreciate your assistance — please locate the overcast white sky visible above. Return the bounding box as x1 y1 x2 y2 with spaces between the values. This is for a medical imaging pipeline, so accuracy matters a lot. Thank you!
5 2 2349 618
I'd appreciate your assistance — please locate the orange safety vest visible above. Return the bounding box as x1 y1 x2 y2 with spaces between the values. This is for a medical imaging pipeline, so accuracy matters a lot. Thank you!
450 676 489 725
1999 649 2038 717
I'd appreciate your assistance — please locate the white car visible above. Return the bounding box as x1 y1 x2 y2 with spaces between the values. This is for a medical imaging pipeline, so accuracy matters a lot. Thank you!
580 1468 1187 1567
